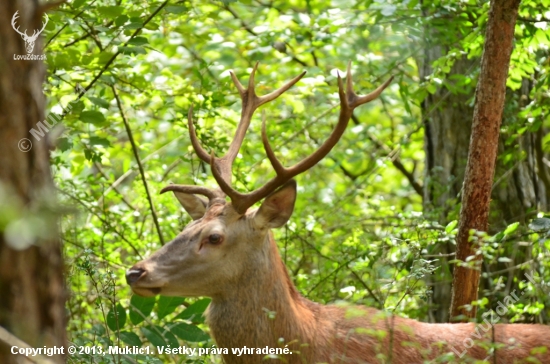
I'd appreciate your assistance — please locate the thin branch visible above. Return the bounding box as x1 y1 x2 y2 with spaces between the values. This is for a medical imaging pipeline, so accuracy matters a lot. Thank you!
223 3 308 67
518 17 549 23
78 1 169 98
351 114 423 196
224 4 258 36
98 136 185 205
349 267 383 308
45 0 99 46
76 22 103 51
57 188 143 259
93 161 138 211
112 85 165 245
63 19 115 48
0 326 57 364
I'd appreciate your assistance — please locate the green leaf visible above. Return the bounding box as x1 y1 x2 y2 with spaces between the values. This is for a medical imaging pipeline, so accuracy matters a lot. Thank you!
92 324 105 336
124 22 143 30
119 46 147 55
504 222 519 236
155 325 179 347
141 326 167 347
89 137 110 147
498 257 512 263
174 298 210 323
80 110 106 125
115 15 129 27
129 295 156 325
128 37 149 46
87 97 110 109
169 322 210 342
165 5 188 13
445 220 458 234
157 296 185 320
426 83 437 94
120 331 142 347
106 303 126 331
98 6 124 18
57 137 72 152
97 52 116 65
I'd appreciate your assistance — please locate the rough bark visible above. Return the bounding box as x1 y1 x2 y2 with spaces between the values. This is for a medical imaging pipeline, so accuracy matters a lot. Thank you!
449 0 521 321
0 1 66 363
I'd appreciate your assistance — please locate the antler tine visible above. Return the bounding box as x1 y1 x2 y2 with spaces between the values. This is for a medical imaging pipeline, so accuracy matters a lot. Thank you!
228 64 393 214
11 11 26 36
225 63 305 162
187 105 211 163
223 63 260 167
160 184 222 201
229 70 246 96
352 76 394 107
346 62 394 109
211 64 306 190
261 111 285 175
40 14 49 33
257 70 307 107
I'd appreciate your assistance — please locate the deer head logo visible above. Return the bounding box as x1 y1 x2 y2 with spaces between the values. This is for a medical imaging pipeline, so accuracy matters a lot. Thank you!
11 11 48 54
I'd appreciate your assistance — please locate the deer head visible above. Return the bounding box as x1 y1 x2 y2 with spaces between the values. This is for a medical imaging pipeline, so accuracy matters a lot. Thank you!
11 11 48 54
126 63 392 299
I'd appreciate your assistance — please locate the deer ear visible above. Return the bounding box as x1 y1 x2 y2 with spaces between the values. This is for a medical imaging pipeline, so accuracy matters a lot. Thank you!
254 180 297 229
173 192 208 220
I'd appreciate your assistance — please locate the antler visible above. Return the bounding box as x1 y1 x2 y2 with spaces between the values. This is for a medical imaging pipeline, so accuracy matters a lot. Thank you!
161 63 306 204
163 62 392 214
11 11 48 40
11 11 27 37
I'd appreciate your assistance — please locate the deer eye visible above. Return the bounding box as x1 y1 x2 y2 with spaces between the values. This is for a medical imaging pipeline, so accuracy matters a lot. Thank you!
208 234 223 245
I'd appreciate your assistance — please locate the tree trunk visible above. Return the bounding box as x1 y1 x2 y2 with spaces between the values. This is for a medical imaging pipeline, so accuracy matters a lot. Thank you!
449 0 521 321
0 2 66 363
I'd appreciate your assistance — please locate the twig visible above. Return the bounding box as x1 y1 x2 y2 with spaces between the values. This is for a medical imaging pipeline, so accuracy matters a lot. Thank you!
112 85 165 246
351 114 424 197
0 326 57 364
45 0 99 47
59 188 143 259
349 267 383 307
93 161 137 211
98 135 185 204
78 0 169 98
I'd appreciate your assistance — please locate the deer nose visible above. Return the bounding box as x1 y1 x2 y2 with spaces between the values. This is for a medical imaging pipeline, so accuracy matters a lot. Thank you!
126 268 146 285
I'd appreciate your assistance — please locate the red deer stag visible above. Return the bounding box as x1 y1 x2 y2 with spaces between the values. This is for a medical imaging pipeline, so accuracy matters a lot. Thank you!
126 63 550 364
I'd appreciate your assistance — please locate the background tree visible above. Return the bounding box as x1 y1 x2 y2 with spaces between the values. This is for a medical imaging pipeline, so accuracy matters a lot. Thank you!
449 0 521 321
0 1 65 363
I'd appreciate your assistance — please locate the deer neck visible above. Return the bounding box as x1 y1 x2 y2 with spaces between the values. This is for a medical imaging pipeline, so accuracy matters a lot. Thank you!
205 232 318 358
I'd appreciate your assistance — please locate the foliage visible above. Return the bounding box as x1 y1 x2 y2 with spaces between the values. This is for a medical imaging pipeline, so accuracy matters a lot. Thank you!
29 0 550 362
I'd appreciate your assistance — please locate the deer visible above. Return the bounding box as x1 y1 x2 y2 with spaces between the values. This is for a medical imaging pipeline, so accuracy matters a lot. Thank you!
126 63 550 364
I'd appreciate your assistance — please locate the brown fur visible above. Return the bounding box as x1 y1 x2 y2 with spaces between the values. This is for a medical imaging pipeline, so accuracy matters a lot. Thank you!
206 233 550 364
